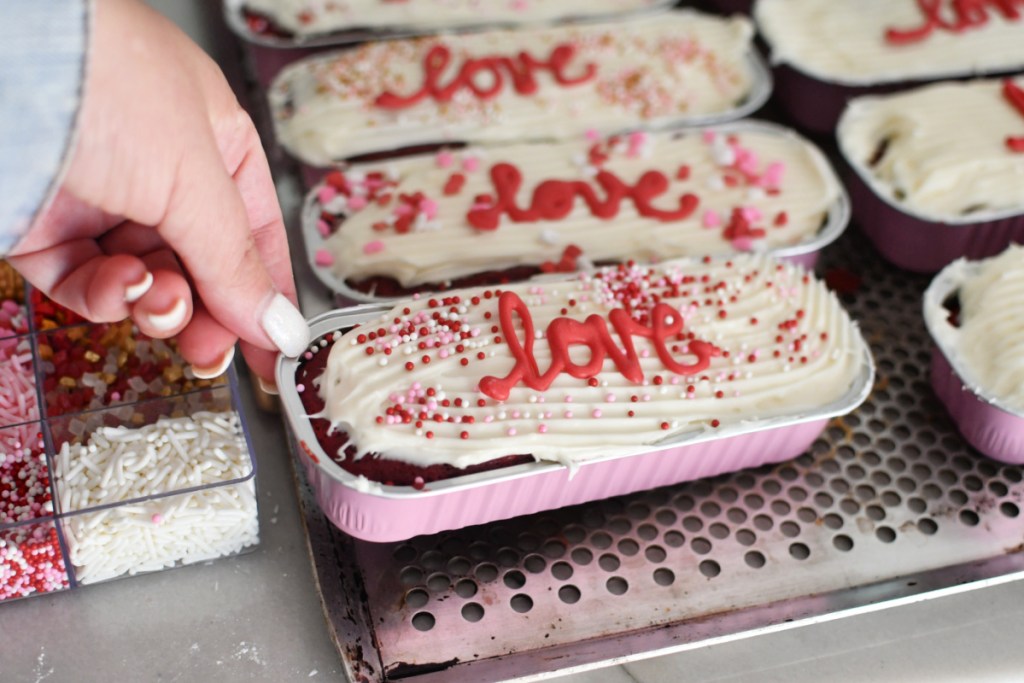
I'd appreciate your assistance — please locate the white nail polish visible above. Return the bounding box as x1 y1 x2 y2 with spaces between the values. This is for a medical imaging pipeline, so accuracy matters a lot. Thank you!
147 298 187 332
124 272 154 303
191 346 235 380
260 293 309 357
257 377 279 395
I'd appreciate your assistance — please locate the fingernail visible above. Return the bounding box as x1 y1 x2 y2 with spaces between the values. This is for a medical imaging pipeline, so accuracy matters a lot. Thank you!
259 293 309 357
257 377 279 395
146 298 188 332
191 346 235 380
124 272 154 303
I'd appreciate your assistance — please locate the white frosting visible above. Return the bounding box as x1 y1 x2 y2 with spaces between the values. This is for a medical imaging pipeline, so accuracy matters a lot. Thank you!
755 0 1024 85
925 245 1024 414
318 254 870 469
270 12 757 164
245 0 670 35
838 78 1024 222
314 125 841 288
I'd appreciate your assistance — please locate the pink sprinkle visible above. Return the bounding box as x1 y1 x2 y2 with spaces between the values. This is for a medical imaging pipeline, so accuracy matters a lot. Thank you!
316 219 331 237
605 393 617 403
314 249 334 267
317 185 338 205
585 128 601 141
702 130 718 144
702 210 721 229
762 161 786 188
421 198 439 220
151 514 164 525
740 206 763 223
507 427 517 436
363 240 385 255
592 409 602 418
565 395 574 403
436 151 454 168
347 195 368 211
731 237 755 252
564 410 574 418
110 391 121 402
538 424 548 434
462 156 480 172
439 349 449 359
296 384 305 393
394 203 413 217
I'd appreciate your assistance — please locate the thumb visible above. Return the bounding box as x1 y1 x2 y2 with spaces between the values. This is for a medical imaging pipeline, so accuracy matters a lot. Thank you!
158 140 309 358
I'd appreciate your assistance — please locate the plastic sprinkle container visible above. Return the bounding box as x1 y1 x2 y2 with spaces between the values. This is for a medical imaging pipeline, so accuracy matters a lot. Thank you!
0 265 259 602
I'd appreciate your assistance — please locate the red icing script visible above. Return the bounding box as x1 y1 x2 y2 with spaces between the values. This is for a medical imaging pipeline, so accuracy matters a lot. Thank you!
479 291 719 401
374 43 597 109
467 163 701 231
1004 79 1024 153
885 0 1024 44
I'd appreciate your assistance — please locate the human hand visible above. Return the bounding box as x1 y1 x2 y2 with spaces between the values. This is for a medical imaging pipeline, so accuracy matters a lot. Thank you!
9 0 308 387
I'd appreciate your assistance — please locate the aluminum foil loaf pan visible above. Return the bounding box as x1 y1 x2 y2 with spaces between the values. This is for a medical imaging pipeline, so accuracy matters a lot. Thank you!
302 119 849 305
924 248 1024 465
223 0 679 49
267 9 772 166
277 255 874 542
837 78 1024 273
753 0 1024 134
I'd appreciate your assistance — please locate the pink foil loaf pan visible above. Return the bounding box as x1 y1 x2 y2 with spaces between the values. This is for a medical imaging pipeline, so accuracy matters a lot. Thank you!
277 307 874 543
924 258 1024 465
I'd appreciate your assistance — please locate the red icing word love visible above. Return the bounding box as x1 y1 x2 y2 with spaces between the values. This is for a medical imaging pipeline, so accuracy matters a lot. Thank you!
374 43 597 110
479 291 719 401
1004 79 1024 153
885 0 1024 44
467 163 700 231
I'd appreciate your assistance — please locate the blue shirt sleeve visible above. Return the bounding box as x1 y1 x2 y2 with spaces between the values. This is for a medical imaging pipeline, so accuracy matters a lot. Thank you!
0 1 89 255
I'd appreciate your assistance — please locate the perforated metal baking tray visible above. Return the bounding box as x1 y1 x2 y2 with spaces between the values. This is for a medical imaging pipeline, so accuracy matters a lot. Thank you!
287 230 1024 682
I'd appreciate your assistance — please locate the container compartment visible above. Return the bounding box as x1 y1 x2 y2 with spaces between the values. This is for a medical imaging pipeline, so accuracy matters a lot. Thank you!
0 519 71 602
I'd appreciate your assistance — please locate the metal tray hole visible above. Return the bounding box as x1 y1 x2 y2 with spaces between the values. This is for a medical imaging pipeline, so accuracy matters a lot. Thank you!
840 499 860 515
1002 468 1022 484
789 486 809 502
855 484 877 501
590 532 613 550
937 469 958 486
563 525 587 544
405 589 429 609
503 570 527 590
626 503 651 520
461 603 485 622
734 473 757 490
780 521 801 538
497 547 521 567
805 472 826 488
393 545 417 563
682 516 704 532
542 540 567 559
881 491 902 507
896 476 916 493
699 560 721 578
606 577 629 595
918 518 939 535
475 563 499 583
559 585 581 604
866 505 886 521
510 594 533 613
876 526 897 543
552 562 574 581
571 548 593 565
770 500 791 516
830 479 851 495
989 481 1009 497
655 509 677 526
846 464 866 480
517 533 541 552
581 508 606 528
427 573 451 592
617 539 640 556
645 546 667 563
789 543 810 560
735 529 756 546
469 542 492 560
959 510 980 527
763 480 782 495
718 486 739 504
922 484 943 500
653 568 675 586
823 513 843 530
727 507 748 524
700 501 722 517
447 557 471 575
692 537 713 555
797 507 818 524
1000 502 1020 518
609 517 632 535
673 494 696 512
599 554 621 572
524 554 547 574
455 579 477 598
907 497 927 514
400 567 424 586
709 523 730 540
744 551 766 569
638 523 658 541
421 551 445 571
664 530 685 548
833 534 854 552
753 514 773 531
743 493 764 509
963 475 983 492
412 612 435 632
949 490 968 506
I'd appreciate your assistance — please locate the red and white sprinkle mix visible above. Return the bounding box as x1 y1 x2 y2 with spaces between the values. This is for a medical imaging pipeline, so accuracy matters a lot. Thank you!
0 524 69 601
